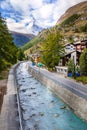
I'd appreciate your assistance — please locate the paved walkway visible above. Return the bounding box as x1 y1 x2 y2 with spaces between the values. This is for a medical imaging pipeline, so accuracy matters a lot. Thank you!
0 66 19 130
31 65 87 100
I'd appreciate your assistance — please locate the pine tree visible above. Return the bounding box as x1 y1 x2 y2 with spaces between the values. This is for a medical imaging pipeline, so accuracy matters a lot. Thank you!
0 14 18 71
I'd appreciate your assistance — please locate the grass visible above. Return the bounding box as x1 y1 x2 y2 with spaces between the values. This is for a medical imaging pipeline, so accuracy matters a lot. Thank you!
76 76 87 84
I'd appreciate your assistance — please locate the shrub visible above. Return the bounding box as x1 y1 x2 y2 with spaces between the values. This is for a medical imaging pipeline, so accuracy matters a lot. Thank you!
67 59 76 78
80 24 87 32
61 14 80 27
76 76 87 84
80 48 87 76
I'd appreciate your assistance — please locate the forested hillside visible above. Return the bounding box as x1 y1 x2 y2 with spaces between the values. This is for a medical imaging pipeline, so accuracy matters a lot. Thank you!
0 15 24 73
23 29 50 54
11 31 35 47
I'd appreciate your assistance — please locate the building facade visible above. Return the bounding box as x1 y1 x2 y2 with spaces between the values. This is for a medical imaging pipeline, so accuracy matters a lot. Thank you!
56 39 87 75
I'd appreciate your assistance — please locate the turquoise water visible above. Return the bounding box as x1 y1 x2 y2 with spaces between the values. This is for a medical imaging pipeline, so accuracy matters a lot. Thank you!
16 62 87 130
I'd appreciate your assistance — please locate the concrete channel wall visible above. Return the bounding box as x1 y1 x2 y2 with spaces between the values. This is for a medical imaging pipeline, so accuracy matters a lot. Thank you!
28 66 87 122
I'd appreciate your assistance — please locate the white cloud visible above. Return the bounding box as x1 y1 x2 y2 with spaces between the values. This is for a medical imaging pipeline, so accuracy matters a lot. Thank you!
6 17 34 34
1 0 86 34
9 0 43 15
38 4 54 19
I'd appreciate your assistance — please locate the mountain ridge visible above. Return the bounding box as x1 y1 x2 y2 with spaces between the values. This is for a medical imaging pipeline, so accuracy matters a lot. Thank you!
10 31 35 47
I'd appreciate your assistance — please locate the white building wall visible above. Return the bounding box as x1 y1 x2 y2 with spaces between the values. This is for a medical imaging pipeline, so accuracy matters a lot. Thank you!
65 44 76 54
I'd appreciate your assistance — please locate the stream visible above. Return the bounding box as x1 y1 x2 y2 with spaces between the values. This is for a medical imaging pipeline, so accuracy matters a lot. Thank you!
16 62 87 130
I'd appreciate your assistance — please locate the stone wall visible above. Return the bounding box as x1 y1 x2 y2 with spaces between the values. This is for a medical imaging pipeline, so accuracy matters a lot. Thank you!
28 66 87 122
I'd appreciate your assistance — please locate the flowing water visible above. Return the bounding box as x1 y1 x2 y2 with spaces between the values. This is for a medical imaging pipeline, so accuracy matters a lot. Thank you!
16 62 87 130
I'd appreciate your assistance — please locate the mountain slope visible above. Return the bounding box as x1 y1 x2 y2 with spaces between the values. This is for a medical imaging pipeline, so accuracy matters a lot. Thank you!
22 29 49 51
24 1 87 55
10 31 35 47
56 1 87 39
57 1 87 25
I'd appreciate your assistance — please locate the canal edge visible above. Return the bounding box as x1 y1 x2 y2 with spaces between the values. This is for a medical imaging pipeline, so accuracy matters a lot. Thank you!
28 65 87 122
13 62 24 130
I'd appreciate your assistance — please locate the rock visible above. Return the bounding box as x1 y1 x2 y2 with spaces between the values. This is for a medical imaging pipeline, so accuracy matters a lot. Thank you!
30 113 36 117
30 87 35 89
22 89 26 92
41 102 44 104
34 124 39 129
22 80 25 82
35 82 38 84
60 105 67 109
28 94 31 97
39 112 44 116
54 113 59 118
33 92 37 94
51 100 54 102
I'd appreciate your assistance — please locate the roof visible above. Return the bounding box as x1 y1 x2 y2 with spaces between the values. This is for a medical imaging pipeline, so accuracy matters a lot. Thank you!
63 50 81 57
73 39 87 45
64 42 73 47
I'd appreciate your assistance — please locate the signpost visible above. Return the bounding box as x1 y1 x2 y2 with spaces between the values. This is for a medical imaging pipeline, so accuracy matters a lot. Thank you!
38 63 43 73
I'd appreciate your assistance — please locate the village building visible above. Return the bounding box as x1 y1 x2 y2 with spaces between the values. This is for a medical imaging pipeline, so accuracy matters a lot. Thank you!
55 39 87 75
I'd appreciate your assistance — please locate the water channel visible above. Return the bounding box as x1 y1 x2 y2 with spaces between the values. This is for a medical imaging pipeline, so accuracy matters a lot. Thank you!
16 62 87 130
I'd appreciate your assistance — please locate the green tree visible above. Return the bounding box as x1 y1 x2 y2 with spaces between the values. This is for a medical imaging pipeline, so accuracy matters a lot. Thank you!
16 49 25 61
41 29 64 69
67 59 76 78
80 48 87 76
0 14 24 72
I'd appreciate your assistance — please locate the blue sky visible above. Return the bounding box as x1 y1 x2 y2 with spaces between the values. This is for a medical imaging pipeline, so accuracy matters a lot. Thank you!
0 0 85 35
